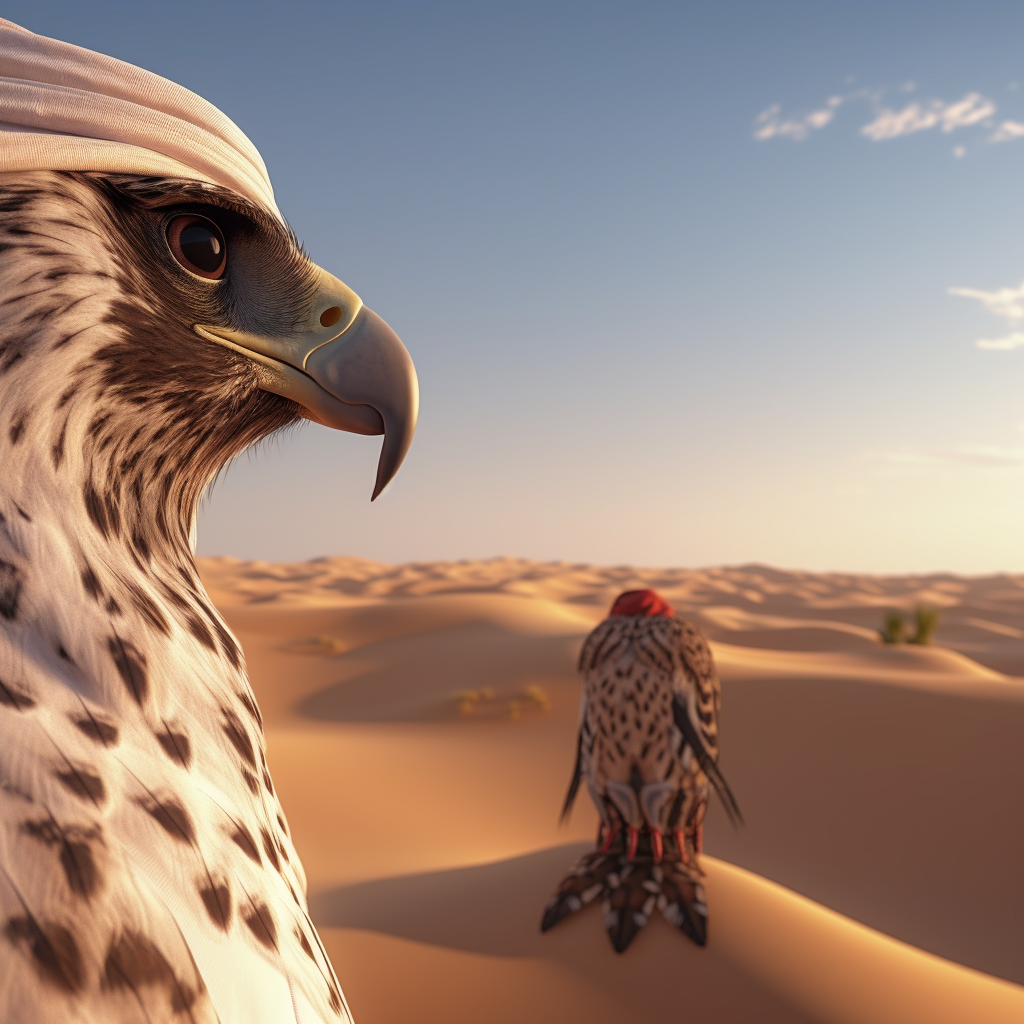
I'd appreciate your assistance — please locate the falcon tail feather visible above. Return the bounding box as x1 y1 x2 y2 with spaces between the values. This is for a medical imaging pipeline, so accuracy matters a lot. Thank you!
672 694 744 826
540 850 707 953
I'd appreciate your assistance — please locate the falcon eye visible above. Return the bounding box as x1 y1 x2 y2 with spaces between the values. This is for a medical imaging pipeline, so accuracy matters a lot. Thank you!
167 215 227 280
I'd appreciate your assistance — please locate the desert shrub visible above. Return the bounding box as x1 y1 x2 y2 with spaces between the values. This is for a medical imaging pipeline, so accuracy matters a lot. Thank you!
451 689 480 715
910 605 940 645
880 611 906 644
525 684 551 710
451 685 550 719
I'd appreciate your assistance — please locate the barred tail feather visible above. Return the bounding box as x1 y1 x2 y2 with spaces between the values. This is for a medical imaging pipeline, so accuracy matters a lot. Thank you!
603 859 660 953
540 851 618 932
541 852 708 952
657 862 708 947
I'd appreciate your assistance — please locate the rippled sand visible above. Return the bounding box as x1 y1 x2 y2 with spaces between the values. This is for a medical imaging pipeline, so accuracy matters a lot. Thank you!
200 557 1024 1023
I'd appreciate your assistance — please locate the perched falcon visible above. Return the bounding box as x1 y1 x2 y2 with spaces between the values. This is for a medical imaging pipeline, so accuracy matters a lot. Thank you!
542 589 741 953
0 20 416 1024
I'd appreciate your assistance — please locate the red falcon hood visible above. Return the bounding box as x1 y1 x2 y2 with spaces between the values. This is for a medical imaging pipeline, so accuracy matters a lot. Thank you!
608 589 675 618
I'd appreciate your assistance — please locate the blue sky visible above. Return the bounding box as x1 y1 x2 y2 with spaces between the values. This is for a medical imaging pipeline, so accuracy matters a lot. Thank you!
10 2 1024 571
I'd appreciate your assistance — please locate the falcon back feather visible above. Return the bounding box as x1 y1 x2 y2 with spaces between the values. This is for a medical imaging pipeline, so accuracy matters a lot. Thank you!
542 591 740 952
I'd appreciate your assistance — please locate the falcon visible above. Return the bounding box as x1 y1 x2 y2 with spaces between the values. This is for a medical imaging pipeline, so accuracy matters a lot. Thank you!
541 589 741 952
0 19 417 1024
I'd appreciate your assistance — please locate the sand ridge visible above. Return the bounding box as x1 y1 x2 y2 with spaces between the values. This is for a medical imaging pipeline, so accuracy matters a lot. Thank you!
200 556 1024 1023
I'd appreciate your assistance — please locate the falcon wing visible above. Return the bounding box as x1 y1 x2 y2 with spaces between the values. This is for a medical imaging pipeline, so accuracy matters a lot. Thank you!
559 687 591 822
560 626 613 823
559 724 584 823
671 692 743 825
671 619 743 826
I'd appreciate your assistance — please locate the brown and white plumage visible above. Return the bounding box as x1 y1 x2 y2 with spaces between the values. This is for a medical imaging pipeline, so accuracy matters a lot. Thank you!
542 589 740 952
0 25 417 1023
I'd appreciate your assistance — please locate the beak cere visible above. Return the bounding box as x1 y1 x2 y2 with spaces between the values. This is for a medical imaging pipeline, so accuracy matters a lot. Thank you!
194 268 419 500
304 307 419 499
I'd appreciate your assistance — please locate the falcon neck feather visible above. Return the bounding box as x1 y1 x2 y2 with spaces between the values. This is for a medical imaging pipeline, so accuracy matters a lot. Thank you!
0 41 354 1018
0 169 305 703
0 171 303 569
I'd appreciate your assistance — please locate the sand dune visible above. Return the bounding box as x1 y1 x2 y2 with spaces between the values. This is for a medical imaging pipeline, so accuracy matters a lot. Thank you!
200 556 1024 1022
314 849 1024 1024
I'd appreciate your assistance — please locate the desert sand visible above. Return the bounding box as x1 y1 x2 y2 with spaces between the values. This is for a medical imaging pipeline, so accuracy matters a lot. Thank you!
198 557 1024 1023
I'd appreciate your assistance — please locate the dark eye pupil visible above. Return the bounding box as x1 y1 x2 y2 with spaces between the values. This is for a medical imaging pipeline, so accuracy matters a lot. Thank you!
179 224 223 272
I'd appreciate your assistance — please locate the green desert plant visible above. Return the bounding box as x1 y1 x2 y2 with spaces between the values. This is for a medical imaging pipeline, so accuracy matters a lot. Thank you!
909 605 940 645
880 611 907 644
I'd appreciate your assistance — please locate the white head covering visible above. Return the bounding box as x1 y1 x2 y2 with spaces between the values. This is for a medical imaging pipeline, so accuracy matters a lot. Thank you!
0 19 280 220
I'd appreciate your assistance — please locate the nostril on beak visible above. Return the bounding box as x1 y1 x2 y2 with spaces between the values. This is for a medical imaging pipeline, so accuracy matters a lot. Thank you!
320 306 343 328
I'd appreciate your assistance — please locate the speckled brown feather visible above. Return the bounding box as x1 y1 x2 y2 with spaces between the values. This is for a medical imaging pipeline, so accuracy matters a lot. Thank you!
543 611 738 952
0 171 348 1022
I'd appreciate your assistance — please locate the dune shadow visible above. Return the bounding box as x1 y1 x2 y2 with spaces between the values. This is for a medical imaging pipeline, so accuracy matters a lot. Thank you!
310 844 592 957
312 846 822 1023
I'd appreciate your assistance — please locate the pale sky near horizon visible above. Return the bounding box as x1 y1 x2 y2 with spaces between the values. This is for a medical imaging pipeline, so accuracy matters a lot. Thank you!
8 1 1024 572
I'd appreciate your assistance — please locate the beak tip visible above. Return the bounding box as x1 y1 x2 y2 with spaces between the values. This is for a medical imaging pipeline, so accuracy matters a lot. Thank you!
369 427 415 502
302 302 418 501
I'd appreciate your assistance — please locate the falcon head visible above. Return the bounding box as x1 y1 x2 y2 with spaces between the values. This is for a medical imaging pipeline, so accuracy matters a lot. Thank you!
609 590 675 617
0 170 417 563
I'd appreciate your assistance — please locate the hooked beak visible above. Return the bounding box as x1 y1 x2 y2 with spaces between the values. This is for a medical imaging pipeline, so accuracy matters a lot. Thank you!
195 267 418 499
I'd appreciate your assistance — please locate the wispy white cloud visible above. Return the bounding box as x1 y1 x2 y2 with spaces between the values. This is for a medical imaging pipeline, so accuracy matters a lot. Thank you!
941 93 997 131
755 86 1023 150
975 333 1024 351
948 281 1024 322
859 103 938 140
949 281 1024 351
990 120 1024 142
753 97 842 141
861 93 995 140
